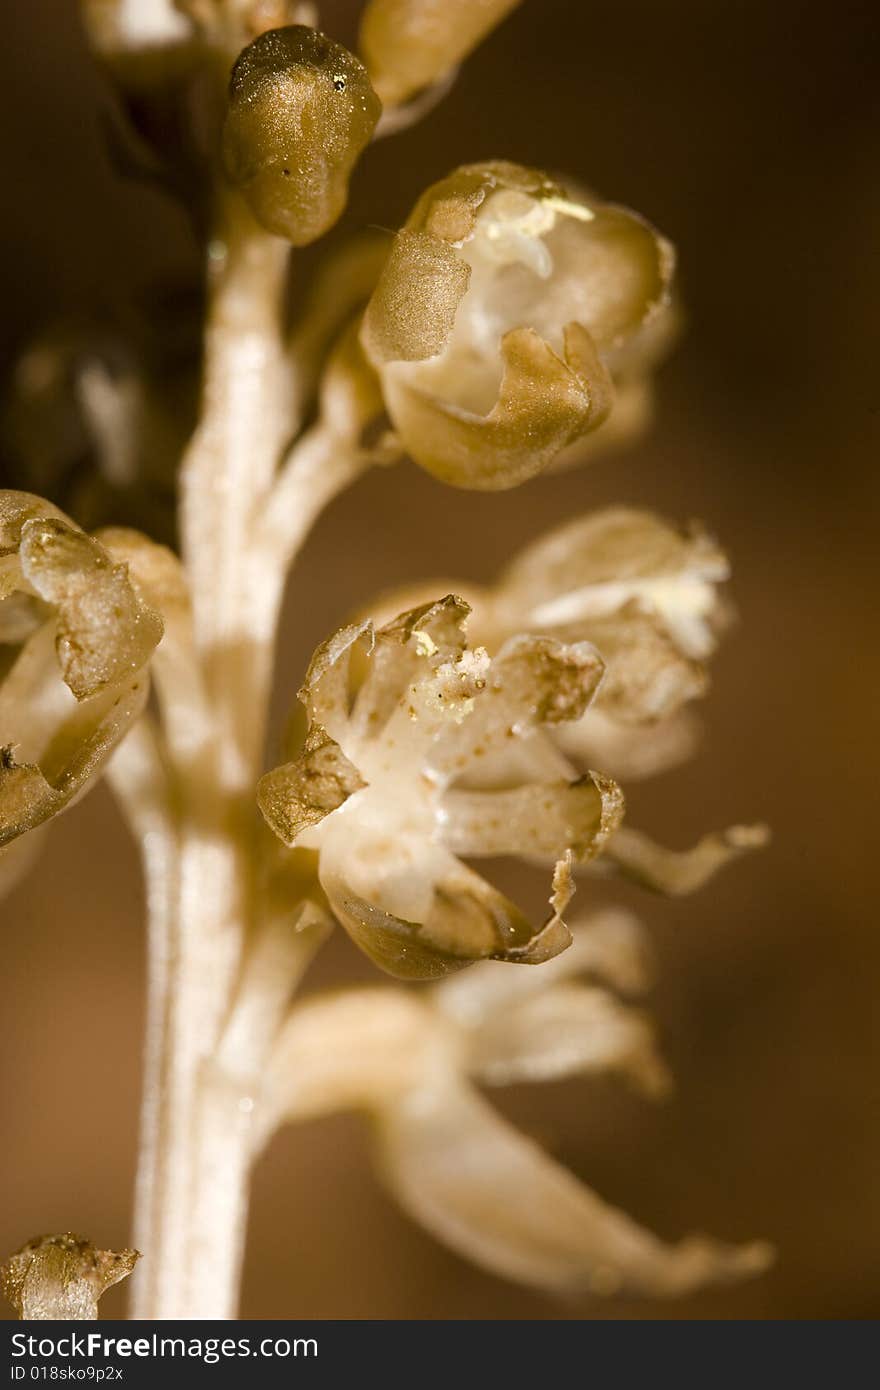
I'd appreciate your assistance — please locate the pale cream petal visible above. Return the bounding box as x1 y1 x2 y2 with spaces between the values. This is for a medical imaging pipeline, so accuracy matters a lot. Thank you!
466 982 670 1096
442 772 623 862
375 1081 772 1296
437 634 605 781
555 706 701 781
599 823 771 895
350 595 470 746
499 508 728 660
259 987 451 1140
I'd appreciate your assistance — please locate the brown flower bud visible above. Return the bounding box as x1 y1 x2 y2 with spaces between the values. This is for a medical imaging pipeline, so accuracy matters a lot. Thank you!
222 25 381 245
359 0 522 106
1 1233 138 1320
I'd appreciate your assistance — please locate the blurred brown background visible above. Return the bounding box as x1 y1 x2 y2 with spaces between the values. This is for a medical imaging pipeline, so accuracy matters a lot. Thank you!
1 0 878 1319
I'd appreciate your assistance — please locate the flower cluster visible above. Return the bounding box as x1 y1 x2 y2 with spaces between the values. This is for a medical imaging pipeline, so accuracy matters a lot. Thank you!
359 507 767 894
258 594 623 979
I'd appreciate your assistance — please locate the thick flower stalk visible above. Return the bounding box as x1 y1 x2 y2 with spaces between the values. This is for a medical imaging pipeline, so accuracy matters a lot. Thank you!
0 1 771 1321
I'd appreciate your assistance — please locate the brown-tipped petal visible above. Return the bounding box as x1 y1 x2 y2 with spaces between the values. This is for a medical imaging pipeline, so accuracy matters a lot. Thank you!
381 323 612 490
600 823 771 895
1 1233 139 1320
432 636 606 791
442 771 622 862
0 674 150 847
467 982 671 1097
488 633 606 729
359 0 522 106
19 518 163 700
360 230 471 365
258 723 366 847
375 1080 772 1296
222 26 381 246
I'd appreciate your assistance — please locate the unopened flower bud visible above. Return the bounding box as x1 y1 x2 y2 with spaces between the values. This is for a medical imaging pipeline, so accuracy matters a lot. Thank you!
222 25 381 245
359 0 522 106
1 1233 138 1320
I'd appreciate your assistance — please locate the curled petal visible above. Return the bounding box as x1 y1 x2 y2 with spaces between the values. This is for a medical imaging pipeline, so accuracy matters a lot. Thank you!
0 675 150 847
442 771 623 861
379 323 612 490
601 823 771 895
467 982 670 1096
222 26 381 245
319 830 570 980
297 619 373 743
359 0 522 106
257 724 366 846
18 518 162 700
375 1081 771 1296
260 988 451 1137
433 909 653 1025
1 1233 138 1321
